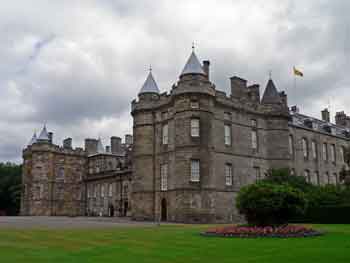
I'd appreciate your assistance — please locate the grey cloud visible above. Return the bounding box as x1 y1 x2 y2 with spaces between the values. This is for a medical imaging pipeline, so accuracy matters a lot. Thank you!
1 0 350 162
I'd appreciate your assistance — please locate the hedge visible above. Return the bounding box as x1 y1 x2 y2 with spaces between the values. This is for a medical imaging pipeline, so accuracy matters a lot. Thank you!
293 205 350 224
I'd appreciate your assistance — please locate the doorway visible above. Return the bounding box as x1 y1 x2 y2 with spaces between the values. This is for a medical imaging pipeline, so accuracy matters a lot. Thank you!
161 198 167 221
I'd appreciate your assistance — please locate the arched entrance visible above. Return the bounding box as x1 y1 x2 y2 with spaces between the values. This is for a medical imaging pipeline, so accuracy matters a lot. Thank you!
161 198 167 221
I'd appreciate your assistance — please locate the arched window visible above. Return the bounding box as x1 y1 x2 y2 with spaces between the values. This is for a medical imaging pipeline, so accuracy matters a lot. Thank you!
302 138 308 159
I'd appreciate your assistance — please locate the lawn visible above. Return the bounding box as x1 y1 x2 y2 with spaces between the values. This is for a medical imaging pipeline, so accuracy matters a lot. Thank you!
0 224 350 263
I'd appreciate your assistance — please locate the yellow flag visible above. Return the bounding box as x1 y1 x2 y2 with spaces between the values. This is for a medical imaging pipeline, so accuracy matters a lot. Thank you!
293 67 304 77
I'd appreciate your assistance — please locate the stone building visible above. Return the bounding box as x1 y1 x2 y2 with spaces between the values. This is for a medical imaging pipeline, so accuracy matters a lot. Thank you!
21 49 349 222
21 128 132 217
131 50 349 223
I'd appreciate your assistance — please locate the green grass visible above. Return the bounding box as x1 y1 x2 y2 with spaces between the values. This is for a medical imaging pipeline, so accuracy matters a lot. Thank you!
1 224 350 263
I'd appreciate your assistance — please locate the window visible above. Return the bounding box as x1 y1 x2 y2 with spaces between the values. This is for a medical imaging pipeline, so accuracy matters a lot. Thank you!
302 138 308 159
340 147 345 163
101 184 105 197
251 119 257 127
161 164 168 191
251 130 257 150
162 124 169 145
225 164 233 186
289 135 294 156
162 111 168 120
330 144 336 163
311 141 317 160
87 186 91 198
190 100 199 109
108 184 113 197
191 119 200 137
254 167 261 182
325 172 330 184
224 124 231 146
313 171 320 185
304 170 310 183
323 143 328 161
57 167 65 181
190 160 200 182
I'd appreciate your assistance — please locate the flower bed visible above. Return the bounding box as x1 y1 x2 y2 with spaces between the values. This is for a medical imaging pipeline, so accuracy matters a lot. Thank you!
202 225 323 238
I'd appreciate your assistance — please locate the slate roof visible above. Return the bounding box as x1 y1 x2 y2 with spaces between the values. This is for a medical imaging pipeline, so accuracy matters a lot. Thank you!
38 125 49 141
181 51 205 76
261 79 282 104
139 71 160 94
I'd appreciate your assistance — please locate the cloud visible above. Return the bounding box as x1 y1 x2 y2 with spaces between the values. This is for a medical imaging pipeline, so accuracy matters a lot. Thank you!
1 0 350 162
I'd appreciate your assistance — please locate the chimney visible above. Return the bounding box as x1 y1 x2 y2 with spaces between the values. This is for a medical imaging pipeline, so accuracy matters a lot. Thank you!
111 136 122 154
321 108 330 123
335 111 350 128
48 132 53 144
84 138 98 155
125 134 133 145
63 138 72 149
202 60 210 80
230 76 247 99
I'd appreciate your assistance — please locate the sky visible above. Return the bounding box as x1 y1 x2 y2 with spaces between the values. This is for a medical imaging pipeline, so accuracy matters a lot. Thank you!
1 0 350 163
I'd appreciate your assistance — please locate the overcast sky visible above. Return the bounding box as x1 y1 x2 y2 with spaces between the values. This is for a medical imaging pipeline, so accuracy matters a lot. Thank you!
1 0 350 163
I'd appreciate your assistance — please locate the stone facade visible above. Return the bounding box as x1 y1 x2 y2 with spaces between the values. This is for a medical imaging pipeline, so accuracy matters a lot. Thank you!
21 50 350 223
21 135 132 217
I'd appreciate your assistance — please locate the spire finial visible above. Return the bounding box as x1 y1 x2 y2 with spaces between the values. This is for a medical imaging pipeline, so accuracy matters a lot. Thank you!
192 41 195 51
149 64 152 72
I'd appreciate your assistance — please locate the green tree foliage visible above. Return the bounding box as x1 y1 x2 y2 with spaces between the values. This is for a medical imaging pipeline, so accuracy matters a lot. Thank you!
0 162 22 215
264 168 312 191
236 182 307 226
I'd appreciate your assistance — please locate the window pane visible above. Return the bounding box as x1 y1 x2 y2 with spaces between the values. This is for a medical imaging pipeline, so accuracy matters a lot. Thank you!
330 144 336 162
225 125 231 145
161 164 168 191
312 141 317 160
289 135 294 155
251 130 257 149
191 160 200 182
225 164 232 186
323 143 328 161
162 124 168 145
191 119 200 137
302 139 308 158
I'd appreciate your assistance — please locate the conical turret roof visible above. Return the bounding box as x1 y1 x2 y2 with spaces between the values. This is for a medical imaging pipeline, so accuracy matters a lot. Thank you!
262 79 282 104
180 51 205 76
28 132 37 145
38 125 49 141
139 71 160 95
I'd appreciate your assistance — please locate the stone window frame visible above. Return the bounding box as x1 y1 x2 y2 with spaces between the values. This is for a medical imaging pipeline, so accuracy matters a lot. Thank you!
251 129 258 151
108 183 113 197
304 170 311 183
302 138 309 160
311 140 317 161
190 159 200 182
289 135 294 157
101 184 105 198
322 143 328 162
330 144 336 164
160 163 168 191
162 123 169 145
190 118 200 138
253 166 261 182
224 124 232 146
225 163 233 186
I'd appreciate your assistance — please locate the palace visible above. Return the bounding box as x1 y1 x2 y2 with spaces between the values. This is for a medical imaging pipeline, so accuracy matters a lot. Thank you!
21 50 350 223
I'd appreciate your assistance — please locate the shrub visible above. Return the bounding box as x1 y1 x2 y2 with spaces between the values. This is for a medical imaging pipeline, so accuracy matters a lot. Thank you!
236 182 307 226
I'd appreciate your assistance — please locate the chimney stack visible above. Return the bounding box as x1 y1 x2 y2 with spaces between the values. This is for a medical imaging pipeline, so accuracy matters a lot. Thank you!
202 60 210 80
111 136 122 154
63 138 72 149
321 108 330 123
85 138 98 155
230 76 247 99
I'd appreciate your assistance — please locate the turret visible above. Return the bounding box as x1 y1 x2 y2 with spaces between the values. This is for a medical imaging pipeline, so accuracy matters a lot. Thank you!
37 125 50 143
261 78 282 105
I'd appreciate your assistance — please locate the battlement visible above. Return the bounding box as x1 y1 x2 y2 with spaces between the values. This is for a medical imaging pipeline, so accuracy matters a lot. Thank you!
24 142 87 157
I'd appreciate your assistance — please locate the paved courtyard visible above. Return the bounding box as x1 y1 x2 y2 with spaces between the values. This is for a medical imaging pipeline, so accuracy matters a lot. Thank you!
0 216 159 229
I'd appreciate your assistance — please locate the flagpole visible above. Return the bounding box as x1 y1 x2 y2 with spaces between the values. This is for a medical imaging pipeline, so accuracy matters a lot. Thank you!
293 67 297 107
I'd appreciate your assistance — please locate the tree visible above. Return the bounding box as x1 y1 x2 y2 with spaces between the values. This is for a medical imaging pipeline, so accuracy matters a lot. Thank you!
236 182 307 226
0 162 22 215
